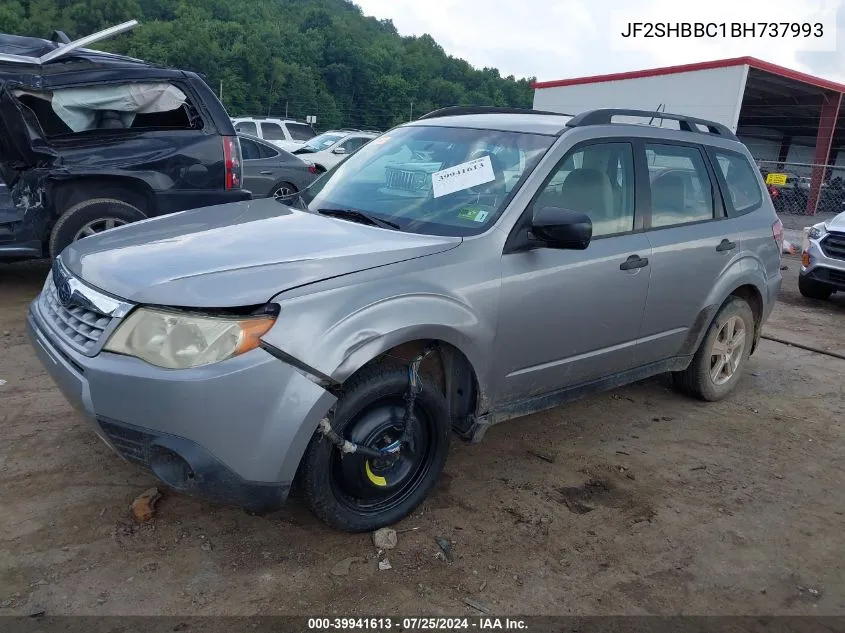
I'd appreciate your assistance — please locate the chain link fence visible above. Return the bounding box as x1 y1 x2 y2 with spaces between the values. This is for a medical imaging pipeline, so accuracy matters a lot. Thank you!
757 160 845 216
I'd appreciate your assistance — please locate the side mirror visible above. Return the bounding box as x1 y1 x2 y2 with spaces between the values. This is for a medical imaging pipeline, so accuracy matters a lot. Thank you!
531 206 592 250
332 146 347 155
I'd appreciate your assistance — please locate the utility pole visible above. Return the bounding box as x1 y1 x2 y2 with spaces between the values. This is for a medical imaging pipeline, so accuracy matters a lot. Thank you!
219 80 223 102
267 76 275 116
409 100 414 121
285 101 289 119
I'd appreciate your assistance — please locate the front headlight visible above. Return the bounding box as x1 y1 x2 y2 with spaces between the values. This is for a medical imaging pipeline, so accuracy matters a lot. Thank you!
104 307 276 369
808 224 827 240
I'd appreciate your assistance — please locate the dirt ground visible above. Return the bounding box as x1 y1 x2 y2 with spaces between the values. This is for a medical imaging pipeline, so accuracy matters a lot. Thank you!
1 250 844 617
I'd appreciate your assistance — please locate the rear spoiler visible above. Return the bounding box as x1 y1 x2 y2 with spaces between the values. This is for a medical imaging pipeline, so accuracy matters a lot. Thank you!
0 20 138 66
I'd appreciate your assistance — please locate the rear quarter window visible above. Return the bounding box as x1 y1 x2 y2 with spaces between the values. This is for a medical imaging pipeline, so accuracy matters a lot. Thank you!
287 123 316 141
261 122 286 141
257 141 280 159
709 148 763 216
16 82 204 138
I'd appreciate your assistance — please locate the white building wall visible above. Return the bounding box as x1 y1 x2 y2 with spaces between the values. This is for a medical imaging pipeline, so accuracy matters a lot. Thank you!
736 126 783 162
533 65 749 131
786 143 816 165
740 137 782 161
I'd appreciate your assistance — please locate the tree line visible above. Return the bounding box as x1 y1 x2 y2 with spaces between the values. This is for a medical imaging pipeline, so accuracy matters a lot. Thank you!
1 0 536 130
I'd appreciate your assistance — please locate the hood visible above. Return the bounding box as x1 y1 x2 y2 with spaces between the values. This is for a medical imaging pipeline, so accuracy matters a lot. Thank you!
826 211 845 233
60 198 461 307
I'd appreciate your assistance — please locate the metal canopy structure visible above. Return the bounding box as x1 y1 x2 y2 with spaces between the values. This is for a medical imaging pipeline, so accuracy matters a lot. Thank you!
533 56 845 215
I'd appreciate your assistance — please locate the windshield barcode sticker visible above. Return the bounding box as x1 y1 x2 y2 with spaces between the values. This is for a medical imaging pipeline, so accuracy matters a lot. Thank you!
431 155 495 198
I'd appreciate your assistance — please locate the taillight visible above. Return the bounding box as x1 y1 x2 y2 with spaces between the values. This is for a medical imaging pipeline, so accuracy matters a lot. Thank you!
222 136 242 190
768 185 780 199
306 162 318 175
772 218 784 254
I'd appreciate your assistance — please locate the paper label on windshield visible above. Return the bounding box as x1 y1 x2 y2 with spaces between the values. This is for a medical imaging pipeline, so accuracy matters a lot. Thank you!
431 155 495 198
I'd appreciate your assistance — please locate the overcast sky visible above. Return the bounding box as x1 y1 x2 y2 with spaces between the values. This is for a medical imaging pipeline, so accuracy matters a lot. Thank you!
355 0 845 84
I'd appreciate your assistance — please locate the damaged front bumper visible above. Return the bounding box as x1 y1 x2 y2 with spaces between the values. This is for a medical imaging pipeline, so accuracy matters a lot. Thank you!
27 300 337 512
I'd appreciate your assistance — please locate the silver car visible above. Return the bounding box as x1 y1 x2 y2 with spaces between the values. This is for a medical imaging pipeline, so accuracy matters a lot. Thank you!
27 107 783 532
799 211 845 299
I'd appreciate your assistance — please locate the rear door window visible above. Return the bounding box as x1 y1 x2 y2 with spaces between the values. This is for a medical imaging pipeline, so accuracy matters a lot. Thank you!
261 122 286 141
645 143 714 228
708 149 763 216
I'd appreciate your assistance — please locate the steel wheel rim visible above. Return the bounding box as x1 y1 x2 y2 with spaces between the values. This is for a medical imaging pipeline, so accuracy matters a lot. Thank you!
330 397 437 515
710 315 747 386
272 185 295 199
73 218 128 241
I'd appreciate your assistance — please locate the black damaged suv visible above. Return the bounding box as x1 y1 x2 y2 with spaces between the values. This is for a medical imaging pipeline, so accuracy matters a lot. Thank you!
0 22 249 261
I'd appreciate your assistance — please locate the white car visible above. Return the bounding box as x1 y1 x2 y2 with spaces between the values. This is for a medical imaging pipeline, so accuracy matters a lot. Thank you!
291 129 380 172
231 117 316 152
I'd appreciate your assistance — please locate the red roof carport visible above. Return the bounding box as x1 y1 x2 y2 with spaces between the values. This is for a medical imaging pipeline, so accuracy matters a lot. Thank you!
533 56 845 215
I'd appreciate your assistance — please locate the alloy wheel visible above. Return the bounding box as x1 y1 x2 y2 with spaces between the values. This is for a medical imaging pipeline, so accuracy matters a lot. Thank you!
73 217 129 241
709 315 747 386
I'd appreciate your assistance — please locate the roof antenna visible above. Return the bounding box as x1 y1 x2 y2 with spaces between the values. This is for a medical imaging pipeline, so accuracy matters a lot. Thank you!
648 103 667 127
648 104 661 126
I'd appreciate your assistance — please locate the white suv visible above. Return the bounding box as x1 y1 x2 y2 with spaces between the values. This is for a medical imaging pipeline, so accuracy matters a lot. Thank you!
231 117 316 152
291 129 380 172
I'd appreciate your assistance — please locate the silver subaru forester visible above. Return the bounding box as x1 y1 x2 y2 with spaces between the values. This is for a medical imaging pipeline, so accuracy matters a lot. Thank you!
28 107 783 531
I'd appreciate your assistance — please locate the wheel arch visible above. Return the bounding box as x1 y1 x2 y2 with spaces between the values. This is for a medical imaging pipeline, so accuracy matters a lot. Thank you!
266 178 298 198
684 272 767 358
49 176 155 220
342 338 484 437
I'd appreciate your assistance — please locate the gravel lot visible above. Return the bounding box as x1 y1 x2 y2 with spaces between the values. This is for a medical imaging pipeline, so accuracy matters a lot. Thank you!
1 250 843 616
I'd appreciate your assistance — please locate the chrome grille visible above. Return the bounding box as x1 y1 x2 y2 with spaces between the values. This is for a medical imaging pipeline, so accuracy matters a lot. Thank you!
385 167 428 192
820 231 845 261
38 274 113 354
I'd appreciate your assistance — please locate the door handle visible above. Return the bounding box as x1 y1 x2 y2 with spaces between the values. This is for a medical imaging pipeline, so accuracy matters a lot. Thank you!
259 170 274 175
716 239 736 252
620 254 649 271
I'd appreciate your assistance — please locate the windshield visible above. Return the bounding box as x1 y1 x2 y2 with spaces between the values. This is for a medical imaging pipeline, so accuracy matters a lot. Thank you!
298 125 554 236
299 132 345 153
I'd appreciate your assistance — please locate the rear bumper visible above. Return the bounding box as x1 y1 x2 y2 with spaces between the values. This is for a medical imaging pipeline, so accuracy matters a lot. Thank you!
27 304 337 512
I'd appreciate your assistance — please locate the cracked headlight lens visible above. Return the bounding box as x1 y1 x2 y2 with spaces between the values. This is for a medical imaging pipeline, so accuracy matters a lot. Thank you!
808 224 827 240
104 307 275 369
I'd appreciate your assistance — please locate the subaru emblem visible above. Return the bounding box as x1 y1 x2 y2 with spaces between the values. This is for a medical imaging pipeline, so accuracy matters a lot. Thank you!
52 262 73 309
56 278 73 308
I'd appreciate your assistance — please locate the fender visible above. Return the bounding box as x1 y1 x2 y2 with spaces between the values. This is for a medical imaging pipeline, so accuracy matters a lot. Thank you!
680 255 768 357
262 275 500 413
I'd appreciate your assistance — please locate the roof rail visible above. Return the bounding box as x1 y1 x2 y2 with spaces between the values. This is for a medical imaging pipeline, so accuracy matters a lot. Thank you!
418 106 573 120
565 109 738 140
